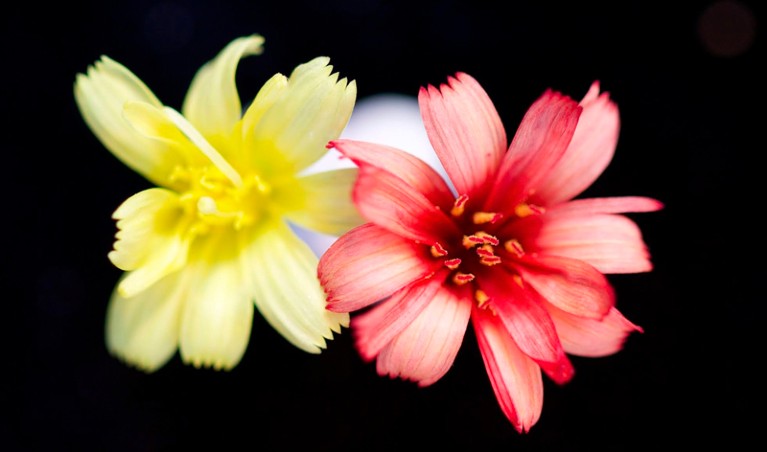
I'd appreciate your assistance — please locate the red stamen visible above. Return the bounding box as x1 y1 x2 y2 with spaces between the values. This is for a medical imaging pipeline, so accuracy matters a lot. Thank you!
473 211 502 224
462 234 485 248
480 255 502 266
475 231 499 246
444 258 461 269
453 272 475 285
476 246 495 257
504 239 524 257
431 242 448 257
514 203 545 218
451 194 469 217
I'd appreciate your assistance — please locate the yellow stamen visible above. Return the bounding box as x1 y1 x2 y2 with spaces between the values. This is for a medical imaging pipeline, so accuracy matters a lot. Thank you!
473 211 501 224
480 255 502 266
453 272 475 285
475 289 490 306
504 239 525 257
514 203 545 218
444 258 461 270
431 242 448 257
451 194 469 216
474 231 499 245
462 235 484 248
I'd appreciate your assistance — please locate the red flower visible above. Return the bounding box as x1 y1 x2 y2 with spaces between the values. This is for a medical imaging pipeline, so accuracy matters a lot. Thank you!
319 73 662 432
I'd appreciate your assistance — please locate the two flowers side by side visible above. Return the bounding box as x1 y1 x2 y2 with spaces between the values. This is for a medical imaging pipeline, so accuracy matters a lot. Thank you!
74 34 662 432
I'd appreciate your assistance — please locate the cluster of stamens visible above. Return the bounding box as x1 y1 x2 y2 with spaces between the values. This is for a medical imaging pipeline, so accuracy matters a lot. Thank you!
431 194 543 313
170 165 269 234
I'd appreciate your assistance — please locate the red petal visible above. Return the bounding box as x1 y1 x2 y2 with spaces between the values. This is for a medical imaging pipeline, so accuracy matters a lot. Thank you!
511 210 657 274
330 138 460 244
418 73 507 198
319 223 436 312
480 272 574 384
547 305 643 357
547 196 664 215
473 307 543 433
352 165 460 244
532 82 620 205
485 90 581 211
512 254 615 319
330 139 455 208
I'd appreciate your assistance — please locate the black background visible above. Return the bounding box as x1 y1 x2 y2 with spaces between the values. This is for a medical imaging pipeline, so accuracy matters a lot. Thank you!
6 1 762 450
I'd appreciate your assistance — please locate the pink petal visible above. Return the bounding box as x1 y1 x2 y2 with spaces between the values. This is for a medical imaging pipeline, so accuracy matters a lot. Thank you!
512 254 615 319
330 138 460 244
351 164 460 244
352 272 448 361
418 72 507 198
547 305 643 357
480 272 574 384
329 139 455 208
374 283 472 387
319 223 436 312
532 82 621 205
514 211 657 274
472 307 543 433
484 90 581 212
547 196 664 215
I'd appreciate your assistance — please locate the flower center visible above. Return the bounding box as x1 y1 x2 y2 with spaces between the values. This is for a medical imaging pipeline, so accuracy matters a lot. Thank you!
171 165 269 234
430 193 543 313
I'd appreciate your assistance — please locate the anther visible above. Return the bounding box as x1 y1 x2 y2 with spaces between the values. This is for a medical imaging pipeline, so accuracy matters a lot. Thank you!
504 239 525 257
475 289 490 306
480 255 502 266
431 242 449 257
444 258 461 269
514 203 545 218
476 245 495 258
474 231 499 246
451 194 469 217
453 272 475 285
462 234 485 248
473 211 502 224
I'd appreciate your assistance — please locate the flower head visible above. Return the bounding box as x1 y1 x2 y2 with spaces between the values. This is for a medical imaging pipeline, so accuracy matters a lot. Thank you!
318 73 662 432
74 35 361 371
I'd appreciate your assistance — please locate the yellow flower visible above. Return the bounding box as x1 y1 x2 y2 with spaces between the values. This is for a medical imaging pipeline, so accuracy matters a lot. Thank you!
74 35 361 372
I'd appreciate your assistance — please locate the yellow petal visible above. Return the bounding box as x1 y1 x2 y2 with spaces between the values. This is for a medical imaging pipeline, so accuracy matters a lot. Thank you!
105 270 186 372
241 221 348 353
181 34 264 148
179 234 254 370
250 57 357 173
74 56 184 187
286 168 364 236
236 73 289 172
108 188 192 298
